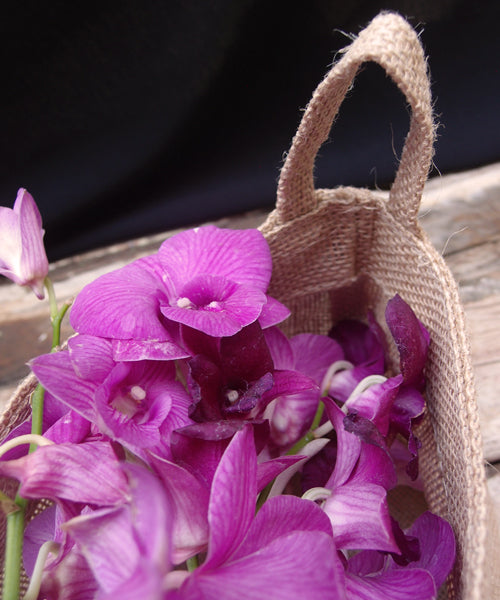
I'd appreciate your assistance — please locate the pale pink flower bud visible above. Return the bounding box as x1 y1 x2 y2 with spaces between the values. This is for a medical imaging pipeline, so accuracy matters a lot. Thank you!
0 188 49 299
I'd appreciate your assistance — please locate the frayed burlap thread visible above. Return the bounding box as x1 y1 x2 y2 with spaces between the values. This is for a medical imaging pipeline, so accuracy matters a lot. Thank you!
260 11 500 600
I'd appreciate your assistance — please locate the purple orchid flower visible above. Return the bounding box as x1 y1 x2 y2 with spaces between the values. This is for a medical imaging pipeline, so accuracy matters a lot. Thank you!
261 327 344 449
326 313 387 402
168 424 346 600
30 334 193 460
69 227 289 359
186 322 317 437
325 296 429 479
345 511 455 599
148 421 304 564
318 399 399 553
61 463 173 600
23 461 172 600
0 188 49 299
23 502 100 600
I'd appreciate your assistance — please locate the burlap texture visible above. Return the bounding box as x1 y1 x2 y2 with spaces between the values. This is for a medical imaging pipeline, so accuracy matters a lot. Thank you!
260 11 500 600
0 11 498 600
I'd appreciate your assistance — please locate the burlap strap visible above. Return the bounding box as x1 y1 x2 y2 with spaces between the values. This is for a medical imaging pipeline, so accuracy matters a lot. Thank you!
276 12 434 227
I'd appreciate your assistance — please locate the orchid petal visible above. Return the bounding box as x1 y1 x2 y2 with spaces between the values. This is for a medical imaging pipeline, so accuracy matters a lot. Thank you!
65 505 138 593
264 326 294 369
323 481 399 552
70 256 172 341
220 321 274 383
351 442 397 491
170 425 230 485
96 559 164 600
346 549 386 576
30 351 97 421
157 226 272 292
23 503 58 577
68 335 115 383
346 375 402 436
403 511 456 589
291 333 344 384
266 388 319 448
232 494 333 560
324 399 361 489
111 337 189 361
256 455 305 492
44 410 93 445
0 189 49 298
345 566 436 600
0 442 129 505
124 463 172 559
185 531 344 600
204 425 257 569
94 362 172 449
258 295 291 329
149 454 209 564
385 294 430 389
329 317 385 370
161 276 266 337
39 547 99 600
327 365 380 403
391 387 426 437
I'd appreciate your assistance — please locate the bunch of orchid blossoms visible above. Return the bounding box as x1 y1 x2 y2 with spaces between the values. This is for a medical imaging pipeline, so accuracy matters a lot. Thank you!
0 189 455 600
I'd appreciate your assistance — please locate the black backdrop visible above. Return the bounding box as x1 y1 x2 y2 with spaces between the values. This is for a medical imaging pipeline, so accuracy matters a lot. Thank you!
1 0 499 260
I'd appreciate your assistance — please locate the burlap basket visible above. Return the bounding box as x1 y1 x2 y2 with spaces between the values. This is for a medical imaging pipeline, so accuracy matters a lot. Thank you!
259 11 500 600
0 11 498 600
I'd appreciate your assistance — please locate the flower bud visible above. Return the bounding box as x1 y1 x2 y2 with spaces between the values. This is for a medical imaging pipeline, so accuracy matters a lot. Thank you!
0 188 49 299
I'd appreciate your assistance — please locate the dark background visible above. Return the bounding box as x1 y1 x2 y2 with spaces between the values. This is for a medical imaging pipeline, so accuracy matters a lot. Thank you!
1 0 498 261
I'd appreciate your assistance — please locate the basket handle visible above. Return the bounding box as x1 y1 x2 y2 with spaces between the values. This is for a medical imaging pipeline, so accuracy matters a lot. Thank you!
276 12 434 227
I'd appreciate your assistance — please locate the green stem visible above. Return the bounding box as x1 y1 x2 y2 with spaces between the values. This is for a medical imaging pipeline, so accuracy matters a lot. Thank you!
44 277 58 323
287 400 326 456
29 384 46 454
3 498 27 600
255 480 273 512
186 555 199 572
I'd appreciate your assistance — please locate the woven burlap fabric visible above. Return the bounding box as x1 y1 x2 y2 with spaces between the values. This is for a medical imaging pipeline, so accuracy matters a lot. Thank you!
259 11 500 600
0 11 498 600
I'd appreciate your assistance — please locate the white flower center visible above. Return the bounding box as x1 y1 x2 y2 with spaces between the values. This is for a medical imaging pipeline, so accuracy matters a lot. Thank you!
226 389 239 404
130 385 146 401
177 297 194 309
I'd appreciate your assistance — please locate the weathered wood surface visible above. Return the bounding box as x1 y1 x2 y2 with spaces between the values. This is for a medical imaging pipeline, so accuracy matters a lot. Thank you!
1 162 499 516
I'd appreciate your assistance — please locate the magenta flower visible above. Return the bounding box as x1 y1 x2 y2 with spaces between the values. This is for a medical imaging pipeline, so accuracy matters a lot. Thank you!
319 399 399 553
326 314 386 402
0 188 49 299
30 334 193 459
326 296 429 479
62 463 173 600
150 423 304 564
185 322 317 431
23 461 173 600
263 327 344 448
169 425 346 599
69 226 289 359
345 511 455 599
